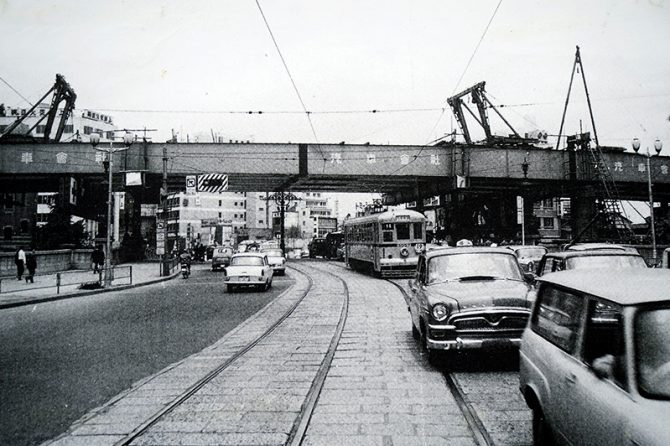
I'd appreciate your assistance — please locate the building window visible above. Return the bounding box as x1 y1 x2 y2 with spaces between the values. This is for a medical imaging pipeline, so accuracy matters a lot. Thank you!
542 218 555 229
83 126 92 135
64 125 74 134
218 200 222 207
106 131 115 140
258 207 264 211
218 212 222 218
258 220 264 225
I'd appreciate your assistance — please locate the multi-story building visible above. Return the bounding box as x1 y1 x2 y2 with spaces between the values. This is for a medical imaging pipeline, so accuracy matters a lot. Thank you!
272 192 338 239
157 191 251 251
0 103 117 143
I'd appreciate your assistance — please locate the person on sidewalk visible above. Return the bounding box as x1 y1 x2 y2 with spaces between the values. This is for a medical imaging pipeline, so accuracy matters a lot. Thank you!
92 245 105 274
25 249 37 284
15 246 26 281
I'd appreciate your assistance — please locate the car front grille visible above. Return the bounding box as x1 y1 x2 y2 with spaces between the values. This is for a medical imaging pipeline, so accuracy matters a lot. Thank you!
450 312 529 333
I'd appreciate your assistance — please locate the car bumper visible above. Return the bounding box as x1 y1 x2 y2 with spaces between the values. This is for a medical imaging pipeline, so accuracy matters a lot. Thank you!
271 266 285 272
225 276 266 285
425 321 526 350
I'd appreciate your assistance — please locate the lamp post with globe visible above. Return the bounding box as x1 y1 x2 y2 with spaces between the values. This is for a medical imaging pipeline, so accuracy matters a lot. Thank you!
631 137 663 265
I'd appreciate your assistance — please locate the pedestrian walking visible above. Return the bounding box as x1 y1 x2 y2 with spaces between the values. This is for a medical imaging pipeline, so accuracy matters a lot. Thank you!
25 249 37 283
91 245 105 274
15 246 26 280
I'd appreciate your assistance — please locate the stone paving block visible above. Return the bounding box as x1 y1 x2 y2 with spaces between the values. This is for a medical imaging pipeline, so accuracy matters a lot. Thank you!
391 435 478 446
361 422 415 436
304 422 361 435
302 434 385 446
132 432 288 446
388 412 470 426
69 423 135 436
314 403 362 414
310 413 385 425
144 420 211 433
414 422 474 437
47 435 126 446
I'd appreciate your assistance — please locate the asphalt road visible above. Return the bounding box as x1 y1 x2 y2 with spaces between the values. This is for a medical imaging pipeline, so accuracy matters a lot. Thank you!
0 264 293 446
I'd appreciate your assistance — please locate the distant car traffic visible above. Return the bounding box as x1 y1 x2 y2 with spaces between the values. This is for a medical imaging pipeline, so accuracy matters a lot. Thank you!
224 252 273 292
407 247 535 363
535 249 647 276
520 269 670 446
262 248 286 275
211 246 234 271
506 245 548 273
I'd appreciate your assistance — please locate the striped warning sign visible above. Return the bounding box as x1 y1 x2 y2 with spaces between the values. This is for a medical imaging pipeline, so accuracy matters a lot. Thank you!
197 174 228 193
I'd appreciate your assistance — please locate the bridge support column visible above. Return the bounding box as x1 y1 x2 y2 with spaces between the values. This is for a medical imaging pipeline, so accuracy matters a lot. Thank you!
570 189 598 242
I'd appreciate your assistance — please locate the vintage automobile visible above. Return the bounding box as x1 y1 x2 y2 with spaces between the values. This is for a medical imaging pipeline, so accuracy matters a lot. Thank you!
211 246 234 271
506 245 548 273
535 249 647 276
565 242 631 252
520 269 670 446
407 247 535 363
224 252 273 292
261 248 286 276
308 237 328 258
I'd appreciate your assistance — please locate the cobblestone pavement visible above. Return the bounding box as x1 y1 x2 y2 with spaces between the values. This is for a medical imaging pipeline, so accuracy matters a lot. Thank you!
43 261 532 446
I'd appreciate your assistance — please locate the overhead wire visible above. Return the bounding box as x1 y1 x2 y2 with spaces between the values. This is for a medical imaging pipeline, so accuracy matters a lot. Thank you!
0 74 34 107
254 0 327 169
387 0 504 176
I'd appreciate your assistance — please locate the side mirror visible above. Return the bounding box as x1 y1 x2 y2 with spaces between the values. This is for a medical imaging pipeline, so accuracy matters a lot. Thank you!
592 354 615 380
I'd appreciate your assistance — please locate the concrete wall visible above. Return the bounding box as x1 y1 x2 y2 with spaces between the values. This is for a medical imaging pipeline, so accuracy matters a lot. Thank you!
0 248 94 277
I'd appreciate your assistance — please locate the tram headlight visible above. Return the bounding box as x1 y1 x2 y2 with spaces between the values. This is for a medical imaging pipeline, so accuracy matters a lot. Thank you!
414 243 424 253
400 247 410 258
431 303 449 321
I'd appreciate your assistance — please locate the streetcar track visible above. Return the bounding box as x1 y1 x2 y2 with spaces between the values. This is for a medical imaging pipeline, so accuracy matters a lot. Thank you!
114 262 351 446
386 277 494 446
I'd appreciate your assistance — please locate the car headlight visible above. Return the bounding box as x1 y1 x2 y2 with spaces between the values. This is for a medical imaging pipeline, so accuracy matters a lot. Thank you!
432 303 449 321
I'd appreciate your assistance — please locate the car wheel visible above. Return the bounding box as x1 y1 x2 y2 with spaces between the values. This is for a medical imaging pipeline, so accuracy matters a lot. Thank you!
532 407 553 446
411 323 420 340
227 284 234 293
420 325 441 365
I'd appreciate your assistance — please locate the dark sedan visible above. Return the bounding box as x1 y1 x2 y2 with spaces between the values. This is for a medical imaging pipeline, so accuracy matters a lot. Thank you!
407 247 535 363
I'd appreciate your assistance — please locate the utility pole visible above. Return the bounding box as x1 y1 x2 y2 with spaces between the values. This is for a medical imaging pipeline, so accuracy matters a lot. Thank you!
161 146 169 276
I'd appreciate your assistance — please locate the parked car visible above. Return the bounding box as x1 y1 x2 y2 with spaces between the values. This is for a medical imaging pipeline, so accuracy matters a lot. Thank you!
564 242 630 251
407 247 535 363
262 248 286 275
519 269 670 446
224 252 273 292
506 245 548 273
535 249 647 276
211 246 234 271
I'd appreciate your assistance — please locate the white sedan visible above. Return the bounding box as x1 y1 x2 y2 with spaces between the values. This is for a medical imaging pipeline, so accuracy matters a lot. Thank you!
224 253 273 292
262 248 286 276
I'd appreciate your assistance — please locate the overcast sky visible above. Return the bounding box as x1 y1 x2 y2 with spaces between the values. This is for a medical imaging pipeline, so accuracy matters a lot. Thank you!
1 1 669 220
1 0 668 147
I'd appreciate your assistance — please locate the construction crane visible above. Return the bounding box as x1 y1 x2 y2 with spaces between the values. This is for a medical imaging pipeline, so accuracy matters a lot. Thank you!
556 46 635 243
447 81 531 146
0 74 76 143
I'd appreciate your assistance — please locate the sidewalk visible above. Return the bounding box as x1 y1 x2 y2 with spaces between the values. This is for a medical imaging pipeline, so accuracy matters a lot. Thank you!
0 262 179 309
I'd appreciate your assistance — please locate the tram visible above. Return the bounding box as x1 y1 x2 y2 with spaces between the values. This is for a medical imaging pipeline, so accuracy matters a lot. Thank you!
343 209 426 277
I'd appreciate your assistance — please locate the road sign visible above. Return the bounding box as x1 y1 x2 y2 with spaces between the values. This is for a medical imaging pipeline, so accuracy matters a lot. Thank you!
197 174 228 193
157 220 165 230
516 196 524 224
186 175 197 195
156 232 165 241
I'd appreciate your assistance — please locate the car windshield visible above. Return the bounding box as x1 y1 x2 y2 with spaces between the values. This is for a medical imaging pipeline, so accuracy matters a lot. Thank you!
230 256 264 266
515 247 546 259
635 306 670 399
427 253 523 283
567 255 647 269
262 249 283 256
215 248 232 255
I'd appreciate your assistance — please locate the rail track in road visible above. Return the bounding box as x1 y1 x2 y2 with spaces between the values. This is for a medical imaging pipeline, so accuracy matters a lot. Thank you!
386 276 532 446
112 264 350 446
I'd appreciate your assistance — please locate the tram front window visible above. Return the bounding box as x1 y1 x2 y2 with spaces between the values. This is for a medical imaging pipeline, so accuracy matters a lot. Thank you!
396 223 411 240
382 223 394 242
413 222 423 240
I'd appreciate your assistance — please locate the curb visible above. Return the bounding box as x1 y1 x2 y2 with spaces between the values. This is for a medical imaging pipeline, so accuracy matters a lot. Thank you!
0 270 180 310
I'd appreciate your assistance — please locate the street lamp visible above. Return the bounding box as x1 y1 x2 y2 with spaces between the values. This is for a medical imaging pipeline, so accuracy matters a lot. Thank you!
631 137 663 266
91 132 134 286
